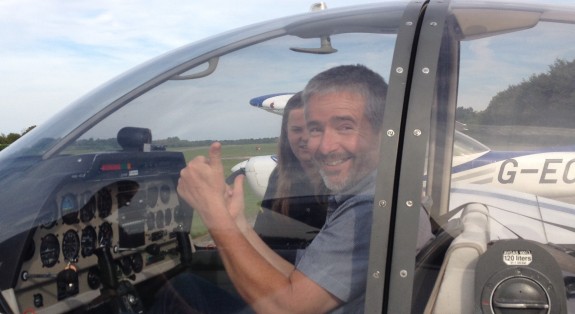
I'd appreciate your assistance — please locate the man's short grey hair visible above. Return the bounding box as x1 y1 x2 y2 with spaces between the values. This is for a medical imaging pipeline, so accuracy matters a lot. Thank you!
302 64 388 132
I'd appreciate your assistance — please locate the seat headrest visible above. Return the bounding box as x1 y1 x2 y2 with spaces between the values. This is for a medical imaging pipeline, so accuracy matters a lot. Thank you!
117 127 152 151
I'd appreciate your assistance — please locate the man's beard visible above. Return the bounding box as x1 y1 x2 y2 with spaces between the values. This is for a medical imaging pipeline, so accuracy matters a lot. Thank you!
315 151 354 193
316 149 377 193
320 169 351 193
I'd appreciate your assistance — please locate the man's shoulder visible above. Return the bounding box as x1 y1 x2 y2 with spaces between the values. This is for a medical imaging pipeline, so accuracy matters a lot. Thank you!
332 174 376 210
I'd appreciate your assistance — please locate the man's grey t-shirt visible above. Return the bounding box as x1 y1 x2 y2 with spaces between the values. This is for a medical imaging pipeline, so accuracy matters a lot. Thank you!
295 173 434 313
296 174 375 313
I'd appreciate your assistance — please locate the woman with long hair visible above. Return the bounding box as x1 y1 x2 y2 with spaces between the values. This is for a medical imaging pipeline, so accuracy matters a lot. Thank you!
256 92 328 230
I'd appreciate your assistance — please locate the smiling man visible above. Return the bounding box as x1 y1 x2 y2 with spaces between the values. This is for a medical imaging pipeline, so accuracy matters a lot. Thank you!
304 65 385 193
297 65 433 312
155 64 432 314
293 64 389 311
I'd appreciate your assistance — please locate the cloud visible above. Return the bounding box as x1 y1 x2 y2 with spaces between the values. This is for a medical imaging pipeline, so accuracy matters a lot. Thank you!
9 0 574 134
0 0 376 134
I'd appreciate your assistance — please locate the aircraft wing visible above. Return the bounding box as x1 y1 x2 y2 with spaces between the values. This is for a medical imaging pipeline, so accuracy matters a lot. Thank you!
249 93 295 116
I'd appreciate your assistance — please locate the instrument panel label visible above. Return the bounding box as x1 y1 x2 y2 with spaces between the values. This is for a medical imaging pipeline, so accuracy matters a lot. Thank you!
502 250 533 265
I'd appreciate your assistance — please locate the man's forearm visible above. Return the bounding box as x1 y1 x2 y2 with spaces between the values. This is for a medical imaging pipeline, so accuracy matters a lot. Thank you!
242 226 295 277
208 216 298 312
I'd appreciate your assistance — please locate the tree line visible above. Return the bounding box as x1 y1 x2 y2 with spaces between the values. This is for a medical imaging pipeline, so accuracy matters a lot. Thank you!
4 58 574 152
1 126 276 152
0 126 36 151
456 58 575 127
68 136 278 151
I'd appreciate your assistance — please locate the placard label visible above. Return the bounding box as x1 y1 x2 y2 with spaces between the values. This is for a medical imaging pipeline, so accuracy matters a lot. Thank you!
502 250 532 265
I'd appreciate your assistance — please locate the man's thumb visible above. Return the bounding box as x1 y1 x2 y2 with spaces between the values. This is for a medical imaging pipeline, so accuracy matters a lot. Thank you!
208 142 223 170
233 174 245 195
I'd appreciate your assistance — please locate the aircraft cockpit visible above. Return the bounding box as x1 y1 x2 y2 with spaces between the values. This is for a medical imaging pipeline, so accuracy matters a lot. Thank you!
0 0 575 313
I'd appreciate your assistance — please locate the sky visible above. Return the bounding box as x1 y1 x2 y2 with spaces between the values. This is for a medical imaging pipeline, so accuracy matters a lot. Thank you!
2 0 575 136
0 0 380 135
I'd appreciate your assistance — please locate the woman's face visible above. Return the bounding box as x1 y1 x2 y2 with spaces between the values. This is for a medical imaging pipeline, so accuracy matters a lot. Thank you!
287 108 312 163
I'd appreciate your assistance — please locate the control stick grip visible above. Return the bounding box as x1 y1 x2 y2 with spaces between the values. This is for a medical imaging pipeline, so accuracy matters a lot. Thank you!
176 231 193 266
95 246 118 289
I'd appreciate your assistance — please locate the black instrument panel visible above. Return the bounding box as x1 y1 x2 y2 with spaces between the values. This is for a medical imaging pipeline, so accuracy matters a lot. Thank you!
15 174 191 312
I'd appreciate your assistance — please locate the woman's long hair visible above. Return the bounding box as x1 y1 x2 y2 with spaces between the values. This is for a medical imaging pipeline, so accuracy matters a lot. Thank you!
272 92 325 215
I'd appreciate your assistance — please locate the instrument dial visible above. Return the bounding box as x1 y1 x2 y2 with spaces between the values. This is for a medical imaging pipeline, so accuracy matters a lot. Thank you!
130 253 144 273
87 267 101 290
81 226 97 257
97 188 112 218
118 256 132 275
62 229 80 261
40 200 58 229
147 186 159 208
160 185 171 204
61 193 79 225
80 191 96 223
155 209 165 229
98 222 113 247
165 208 172 226
40 234 60 268
147 212 155 230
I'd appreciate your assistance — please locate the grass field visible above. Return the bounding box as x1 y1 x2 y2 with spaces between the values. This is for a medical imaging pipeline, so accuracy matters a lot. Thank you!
174 142 278 238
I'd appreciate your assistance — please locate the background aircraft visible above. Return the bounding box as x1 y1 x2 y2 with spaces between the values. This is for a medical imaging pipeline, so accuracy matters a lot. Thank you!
242 93 575 204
